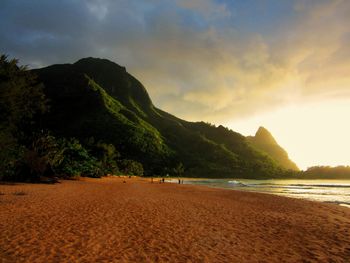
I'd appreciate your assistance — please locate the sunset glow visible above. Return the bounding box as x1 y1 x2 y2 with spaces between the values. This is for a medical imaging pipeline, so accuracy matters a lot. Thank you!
1 0 349 169
228 99 350 170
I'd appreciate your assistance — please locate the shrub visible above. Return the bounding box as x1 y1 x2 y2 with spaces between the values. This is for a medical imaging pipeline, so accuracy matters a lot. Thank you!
118 159 144 176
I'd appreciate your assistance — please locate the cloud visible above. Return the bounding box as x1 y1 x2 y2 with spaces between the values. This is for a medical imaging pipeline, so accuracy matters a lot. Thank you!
176 0 231 19
0 0 349 124
86 0 109 20
283 0 350 99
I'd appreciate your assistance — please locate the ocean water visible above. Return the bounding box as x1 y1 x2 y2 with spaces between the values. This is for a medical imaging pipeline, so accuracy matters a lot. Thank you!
167 178 350 208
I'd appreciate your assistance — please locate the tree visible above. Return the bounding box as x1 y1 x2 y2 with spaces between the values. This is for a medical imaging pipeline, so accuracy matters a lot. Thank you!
118 159 144 176
173 162 184 177
0 55 47 141
0 55 48 180
92 141 120 174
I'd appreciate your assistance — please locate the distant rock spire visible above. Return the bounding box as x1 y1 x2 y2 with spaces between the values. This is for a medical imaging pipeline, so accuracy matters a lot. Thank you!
255 126 277 145
247 126 299 171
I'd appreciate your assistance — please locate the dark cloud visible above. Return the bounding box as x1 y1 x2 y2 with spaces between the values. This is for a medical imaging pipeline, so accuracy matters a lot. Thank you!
1 0 349 123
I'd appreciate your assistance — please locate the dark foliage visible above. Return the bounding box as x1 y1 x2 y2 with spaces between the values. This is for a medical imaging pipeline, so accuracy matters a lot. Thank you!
0 55 145 181
0 55 47 180
301 166 350 179
1 55 305 181
118 159 144 176
32 57 298 178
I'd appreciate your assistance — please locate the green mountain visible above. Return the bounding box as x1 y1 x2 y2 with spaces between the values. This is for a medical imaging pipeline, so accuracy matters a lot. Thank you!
33 57 296 178
247 127 299 170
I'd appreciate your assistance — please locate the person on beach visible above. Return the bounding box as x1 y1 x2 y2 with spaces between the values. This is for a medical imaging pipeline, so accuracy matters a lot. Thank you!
162 178 165 183
178 179 181 184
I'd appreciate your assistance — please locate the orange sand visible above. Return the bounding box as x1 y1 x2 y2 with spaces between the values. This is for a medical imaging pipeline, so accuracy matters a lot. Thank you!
1 177 350 262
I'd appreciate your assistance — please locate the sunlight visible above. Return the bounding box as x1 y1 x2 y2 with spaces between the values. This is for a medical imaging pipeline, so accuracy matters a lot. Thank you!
229 99 350 170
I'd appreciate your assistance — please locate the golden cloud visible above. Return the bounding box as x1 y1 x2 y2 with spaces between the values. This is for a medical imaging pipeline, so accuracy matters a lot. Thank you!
129 0 350 124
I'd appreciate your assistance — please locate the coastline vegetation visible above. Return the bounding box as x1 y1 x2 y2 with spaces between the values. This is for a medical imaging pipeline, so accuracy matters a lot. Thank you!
1 55 349 182
0 55 143 182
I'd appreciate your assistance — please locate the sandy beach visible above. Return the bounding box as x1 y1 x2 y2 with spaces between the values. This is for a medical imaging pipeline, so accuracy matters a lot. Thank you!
1 177 350 263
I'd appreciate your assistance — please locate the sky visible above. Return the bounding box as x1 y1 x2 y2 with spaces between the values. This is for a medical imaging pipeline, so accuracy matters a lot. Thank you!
1 0 349 169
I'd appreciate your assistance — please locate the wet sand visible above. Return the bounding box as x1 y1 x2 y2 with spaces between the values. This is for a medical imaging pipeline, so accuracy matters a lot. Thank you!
1 177 350 262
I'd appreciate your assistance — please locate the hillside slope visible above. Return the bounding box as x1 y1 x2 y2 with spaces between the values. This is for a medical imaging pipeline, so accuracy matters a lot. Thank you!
34 58 296 178
247 127 299 170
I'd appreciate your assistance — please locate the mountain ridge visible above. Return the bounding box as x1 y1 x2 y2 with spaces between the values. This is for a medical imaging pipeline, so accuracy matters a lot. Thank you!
247 126 299 170
33 57 298 178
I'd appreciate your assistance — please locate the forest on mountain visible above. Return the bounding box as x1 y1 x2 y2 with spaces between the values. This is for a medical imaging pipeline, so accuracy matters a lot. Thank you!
0 55 143 182
1 55 345 181
301 166 350 179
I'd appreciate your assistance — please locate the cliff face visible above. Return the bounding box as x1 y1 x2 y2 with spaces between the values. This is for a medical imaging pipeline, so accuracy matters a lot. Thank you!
34 57 298 177
247 127 299 171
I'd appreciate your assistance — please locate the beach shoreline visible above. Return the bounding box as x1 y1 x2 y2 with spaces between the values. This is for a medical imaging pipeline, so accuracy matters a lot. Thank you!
1 177 350 262
165 177 350 208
